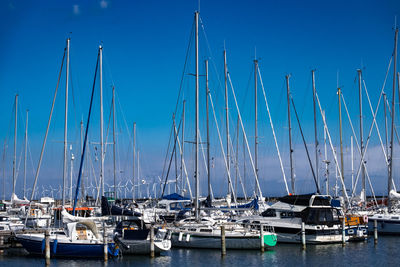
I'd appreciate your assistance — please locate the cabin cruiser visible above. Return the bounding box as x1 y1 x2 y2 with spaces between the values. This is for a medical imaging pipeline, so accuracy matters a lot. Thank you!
113 219 171 255
168 216 277 249
236 194 347 244
0 215 24 231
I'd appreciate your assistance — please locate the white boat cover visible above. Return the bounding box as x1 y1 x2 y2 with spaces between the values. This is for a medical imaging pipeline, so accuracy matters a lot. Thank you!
390 190 400 200
11 193 30 205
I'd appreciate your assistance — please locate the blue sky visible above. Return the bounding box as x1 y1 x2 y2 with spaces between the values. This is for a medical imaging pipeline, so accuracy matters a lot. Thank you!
0 0 399 199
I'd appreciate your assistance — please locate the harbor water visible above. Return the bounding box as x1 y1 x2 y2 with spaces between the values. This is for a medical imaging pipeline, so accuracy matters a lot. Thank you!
1 236 398 266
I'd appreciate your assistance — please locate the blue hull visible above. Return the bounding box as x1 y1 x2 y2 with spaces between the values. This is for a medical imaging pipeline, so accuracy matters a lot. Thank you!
17 237 105 258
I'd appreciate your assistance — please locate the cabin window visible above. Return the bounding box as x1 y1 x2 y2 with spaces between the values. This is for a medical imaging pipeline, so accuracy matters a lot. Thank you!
261 209 276 217
200 229 212 233
393 217 399 220
281 212 295 218
0 226 4 230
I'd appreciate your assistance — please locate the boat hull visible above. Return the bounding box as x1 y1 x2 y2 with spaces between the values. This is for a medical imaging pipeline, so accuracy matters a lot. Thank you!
171 233 275 249
368 218 400 235
17 236 105 258
116 238 171 255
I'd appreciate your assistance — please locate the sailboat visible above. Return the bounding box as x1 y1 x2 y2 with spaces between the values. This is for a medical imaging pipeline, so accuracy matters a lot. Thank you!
165 11 277 250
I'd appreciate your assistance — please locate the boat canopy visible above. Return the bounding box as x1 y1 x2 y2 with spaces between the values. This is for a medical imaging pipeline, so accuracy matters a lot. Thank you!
162 193 190 201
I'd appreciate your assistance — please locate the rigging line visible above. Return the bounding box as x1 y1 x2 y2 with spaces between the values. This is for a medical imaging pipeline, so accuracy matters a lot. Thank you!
227 73 262 201
290 97 320 194
258 67 290 194
199 130 214 200
172 121 193 198
384 94 400 145
209 91 238 203
161 118 182 198
173 16 195 115
227 128 247 199
315 92 349 206
349 57 393 197
25 46 66 226
73 49 100 215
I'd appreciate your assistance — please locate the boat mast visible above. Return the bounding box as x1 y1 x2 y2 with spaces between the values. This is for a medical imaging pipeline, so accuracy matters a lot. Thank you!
351 136 354 193
23 109 28 198
173 114 178 193
12 94 18 198
388 27 398 210
112 86 117 199
383 93 389 188
357 69 366 206
99 45 104 198
205 60 212 201
194 11 200 220
337 87 344 194
254 59 259 196
285 75 295 194
80 120 85 199
224 49 231 195
181 101 185 195
70 145 74 203
312 70 319 189
133 122 136 200
62 38 70 206
323 110 330 195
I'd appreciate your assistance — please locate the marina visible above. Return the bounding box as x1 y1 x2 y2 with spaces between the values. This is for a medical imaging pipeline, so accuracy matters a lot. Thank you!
1 0 400 266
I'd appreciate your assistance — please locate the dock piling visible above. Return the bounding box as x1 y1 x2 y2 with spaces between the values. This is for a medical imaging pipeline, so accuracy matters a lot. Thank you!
301 222 306 250
374 220 378 245
260 224 265 252
45 229 50 265
150 226 155 258
221 225 226 256
103 221 108 262
342 217 346 246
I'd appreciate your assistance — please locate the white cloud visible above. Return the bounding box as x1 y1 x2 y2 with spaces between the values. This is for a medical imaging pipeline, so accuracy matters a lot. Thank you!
100 0 108 9
73 4 80 15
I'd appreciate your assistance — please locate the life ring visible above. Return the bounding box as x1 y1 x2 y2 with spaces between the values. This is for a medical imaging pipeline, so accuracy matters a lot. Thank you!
363 215 368 224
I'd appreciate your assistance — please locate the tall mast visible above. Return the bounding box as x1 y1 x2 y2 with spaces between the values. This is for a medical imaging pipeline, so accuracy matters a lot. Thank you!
383 93 389 181
312 70 319 189
224 49 231 195
205 60 211 201
12 94 18 197
112 86 117 199
173 114 178 193
2 140 6 200
338 87 344 190
23 109 28 198
323 111 330 195
62 38 70 206
99 45 104 197
254 59 259 196
357 69 366 206
70 145 74 203
351 136 354 193
194 11 200 220
133 122 136 200
80 120 85 199
181 101 185 195
388 28 398 210
285 75 295 194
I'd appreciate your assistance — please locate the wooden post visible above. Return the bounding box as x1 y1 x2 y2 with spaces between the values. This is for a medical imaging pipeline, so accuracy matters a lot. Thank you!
150 226 155 258
342 217 346 246
301 222 306 250
45 230 50 265
0 235 4 255
103 221 108 262
374 219 378 245
260 224 265 252
221 225 226 256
